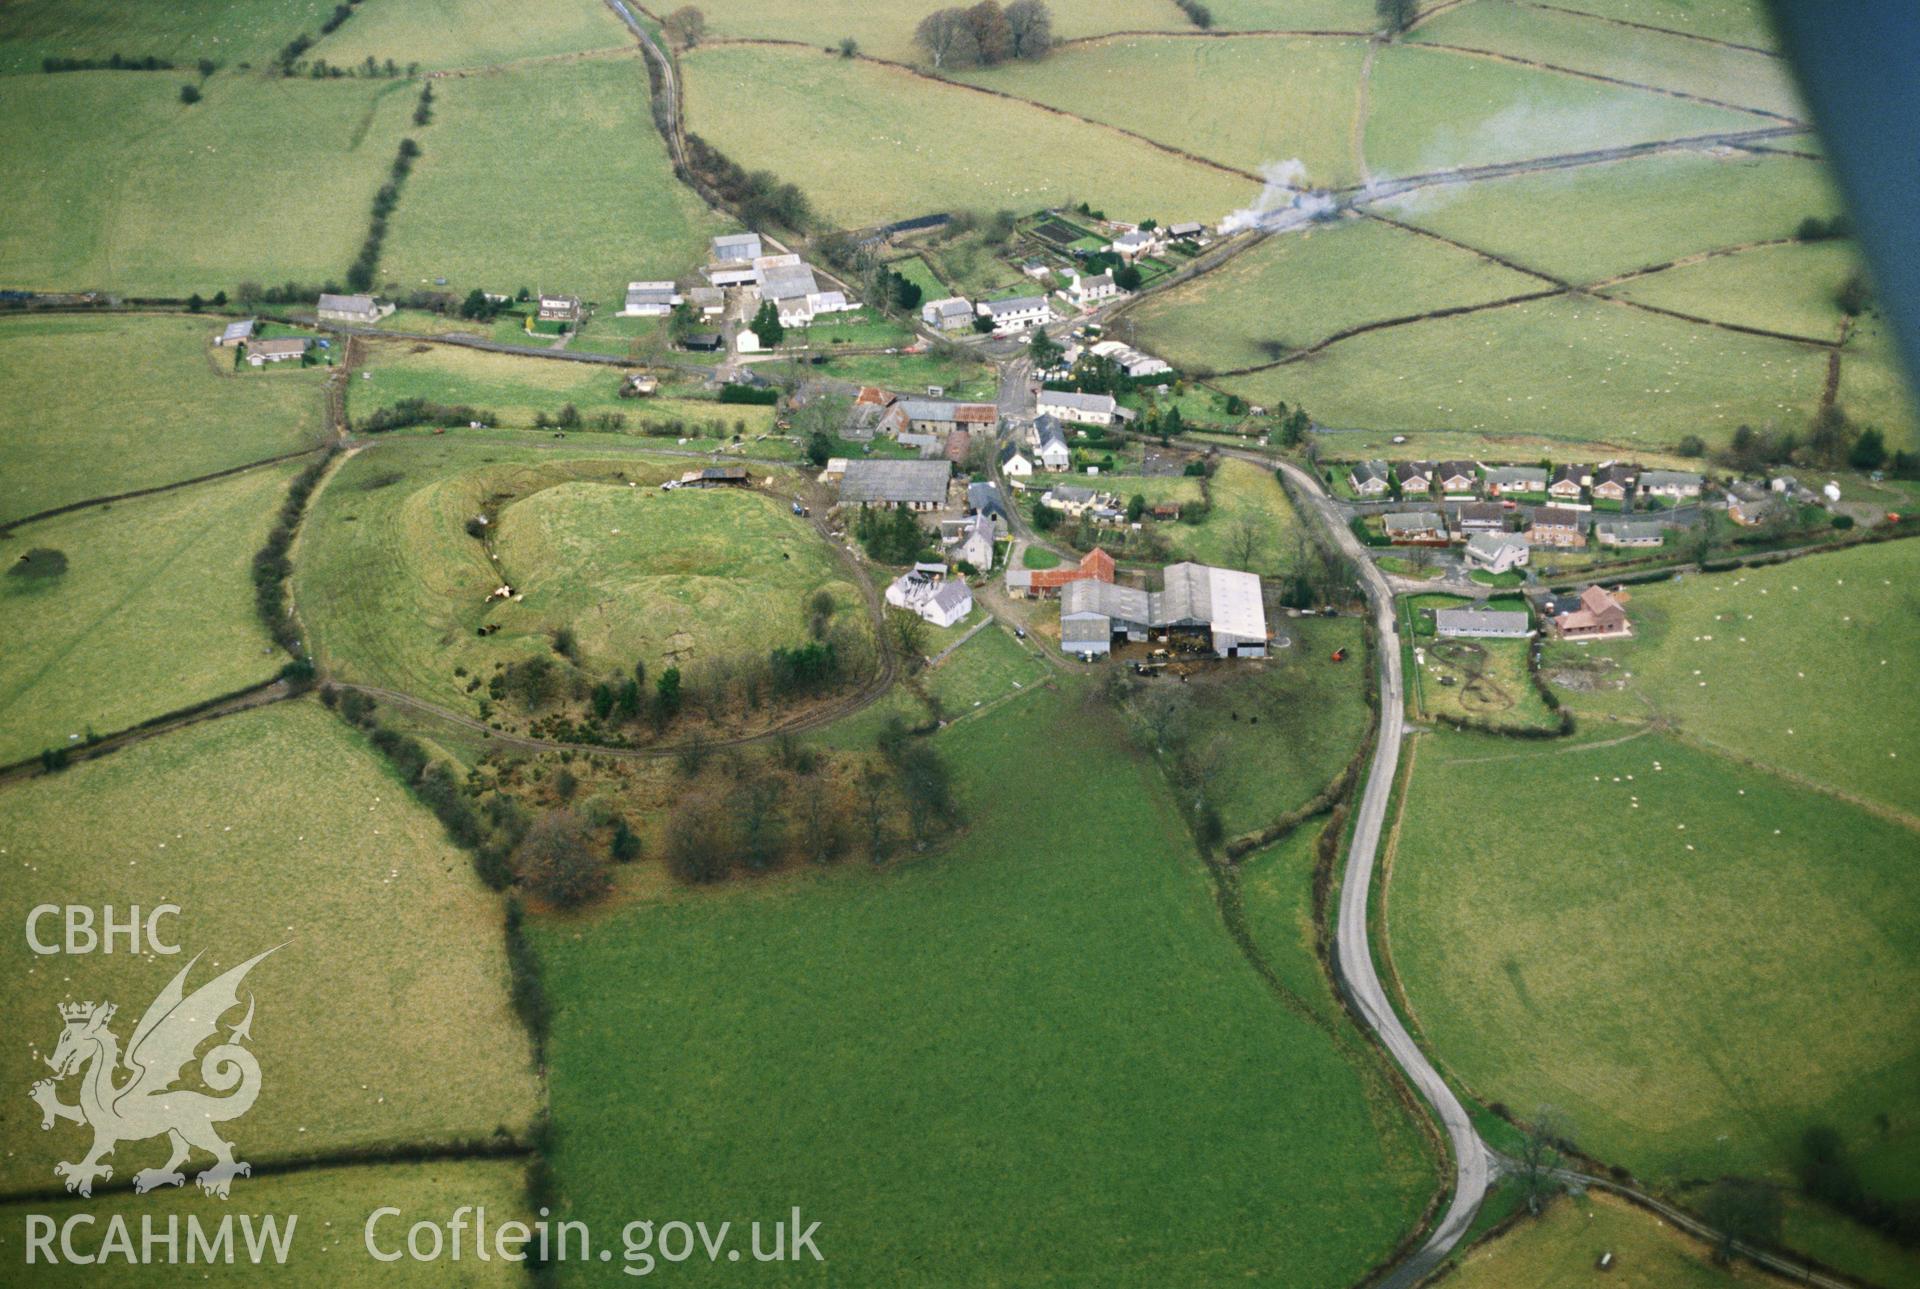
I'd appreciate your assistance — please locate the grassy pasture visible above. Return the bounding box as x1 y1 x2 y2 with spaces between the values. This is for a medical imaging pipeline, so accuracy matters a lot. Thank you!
313 0 629 72
1412 0 1802 120
1445 1191 1768 1288
1387 728 1920 1196
380 56 721 307
349 341 773 433
0 700 538 1194
1374 150 1843 284
1236 822 1344 1025
0 314 328 523
1220 296 1826 450
0 0 325 74
0 464 294 764
1164 457 1303 573
0 71 415 295
0 1160 529 1286
806 350 997 399
1363 44 1763 180
1129 215 1546 373
956 35 1367 186
921 622 1053 717
1542 543 1920 817
1540 0 1780 48
1203 0 1378 29
297 439 854 709
679 44 1257 229
1838 315 1920 449
684 0 1182 63
1603 238 1858 340
533 683 1434 1286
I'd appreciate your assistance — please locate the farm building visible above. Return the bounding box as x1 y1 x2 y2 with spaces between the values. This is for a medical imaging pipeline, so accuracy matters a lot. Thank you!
754 256 852 327
898 399 996 435
1484 465 1547 496
1455 502 1508 533
978 295 1053 333
620 281 681 317
1006 546 1115 598
1638 469 1703 499
687 286 724 316
837 459 952 510
245 337 309 366
843 402 887 442
940 513 996 570
887 564 973 628
216 319 257 347
1168 221 1207 242
1394 461 1434 493
1554 585 1633 640
1547 465 1586 501
676 466 750 489
1435 607 1532 639
1088 339 1172 378
897 432 945 458
1526 506 1586 548
1060 562 1268 658
706 233 763 286
1463 533 1529 574
317 292 386 324
537 295 582 324
945 429 972 465
921 297 975 331
1036 389 1118 426
683 332 724 352
1436 462 1480 495
968 481 1009 524
1384 511 1448 544
1065 272 1120 307
1591 462 1639 502
1595 519 1663 548
1348 460 1391 496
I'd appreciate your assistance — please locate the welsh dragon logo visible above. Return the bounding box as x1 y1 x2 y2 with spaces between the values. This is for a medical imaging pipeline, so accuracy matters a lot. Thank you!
30 948 279 1199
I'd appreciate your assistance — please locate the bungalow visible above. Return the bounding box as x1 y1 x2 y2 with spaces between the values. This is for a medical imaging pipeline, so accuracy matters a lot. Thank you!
216 318 257 347
1555 585 1632 640
1590 462 1639 503
1042 484 1115 518
316 292 386 325
1065 272 1120 308
1727 492 1786 527
1087 339 1172 378
940 512 996 571
1547 465 1586 502
1008 546 1116 598
1031 415 1072 471
1108 228 1161 260
1035 389 1118 426
1436 607 1532 639
1463 533 1529 575
1526 506 1586 548
1394 461 1435 494
921 296 975 331
1595 519 1664 548
998 443 1036 478
537 295 582 324
1638 469 1703 500
977 295 1053 333
1384 511 1448 544
837 458 952 511
887 565 973 629
1436 461 1480 495
1484 465 1548 497
1348 460 1391 497
245 337 309 366
620 281 681 317
1454 502 1508 534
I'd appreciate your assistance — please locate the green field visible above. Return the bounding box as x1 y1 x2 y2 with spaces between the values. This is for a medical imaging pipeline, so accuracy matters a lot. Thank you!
679 44 1257 229
1130 215 1546 373
1375 150 1843 284
297 439 859 710
1364 44 1762 180
313 0 629 72
1542 543 1920 817
958 35 1367 186
1837 315 1920 447
381 56 722 306
0 1160 529 1286
0 0 323 74
0 465 295 763
683 0 1183 63
1204 0 1377 28
0 71 415 294
1445 1192 1768 1288
0 700 538 1193
349 341 773 433
1412 0 1802 119
1237 822 1344 1023
1163 457 1303 574
1603 238 1859 340
807 350 997 399
533 683 1435 1285
0 314 328 523
921 621 1053 717
1542 0 1780 48
1388 727 1920 1228
1221 295 1826 451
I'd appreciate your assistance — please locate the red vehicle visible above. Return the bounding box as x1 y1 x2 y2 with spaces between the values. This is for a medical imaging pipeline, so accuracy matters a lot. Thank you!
1330 647 1348 663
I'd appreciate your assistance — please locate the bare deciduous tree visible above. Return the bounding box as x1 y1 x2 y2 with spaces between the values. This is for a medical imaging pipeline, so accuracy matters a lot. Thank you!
914 7 979 68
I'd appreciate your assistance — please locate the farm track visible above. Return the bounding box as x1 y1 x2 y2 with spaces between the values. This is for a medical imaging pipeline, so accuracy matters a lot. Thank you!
1412 40 1800 123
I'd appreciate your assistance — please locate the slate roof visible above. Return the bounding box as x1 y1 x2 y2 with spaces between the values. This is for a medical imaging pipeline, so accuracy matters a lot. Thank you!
837 458 951 505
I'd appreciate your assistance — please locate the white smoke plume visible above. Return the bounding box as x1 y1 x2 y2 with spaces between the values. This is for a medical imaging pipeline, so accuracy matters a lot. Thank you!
1219 159 1338 233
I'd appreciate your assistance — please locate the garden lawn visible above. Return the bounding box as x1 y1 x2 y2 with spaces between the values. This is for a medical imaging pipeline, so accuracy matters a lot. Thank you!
1412 0 1801 119
0 0 323 74
1603 238 1859 341
1542 543 1920 817
533 684 1435 1285
684 0 1182 63
1444 1191 1768 1288
0 700 538 1194
956 35 1368 187
889 254 949 302
1220 296 1826 452
1387 728 1920 1201
1364 44 1761 180
380 55 722 307
1412 635 1557 732
312 0 629 72
1130 215 1547 373
0 314 328 523
0 71 416 295
0 465 294 764
1373 150 1843 284
0 1160 529 1286
679 45 1257 229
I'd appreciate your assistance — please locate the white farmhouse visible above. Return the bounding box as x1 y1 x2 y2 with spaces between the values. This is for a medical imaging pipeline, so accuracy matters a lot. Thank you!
1036 389 1118 426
